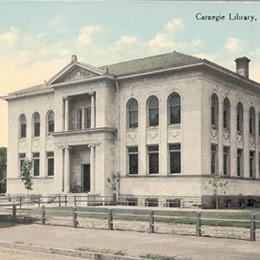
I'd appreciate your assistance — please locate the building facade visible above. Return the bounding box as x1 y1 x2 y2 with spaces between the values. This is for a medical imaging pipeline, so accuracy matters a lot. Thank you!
3 52 260 208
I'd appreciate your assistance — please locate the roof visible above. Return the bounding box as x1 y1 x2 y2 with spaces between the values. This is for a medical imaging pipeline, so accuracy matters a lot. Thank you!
102 51 202 76
8 84 49 96
3 51 259 99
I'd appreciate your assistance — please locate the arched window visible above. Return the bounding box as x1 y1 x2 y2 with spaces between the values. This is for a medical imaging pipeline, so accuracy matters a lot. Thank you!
211 94 218 128
237 102 243 133
148 96 159 127
127 99 138 128
169 93 181 124
47 111 55 134
223 98 230 129
19 114 27 138
249 107 255 135
33 112 40 137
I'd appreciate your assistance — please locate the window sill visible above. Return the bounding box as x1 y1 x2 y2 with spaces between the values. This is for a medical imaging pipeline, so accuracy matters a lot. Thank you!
168 124 181 128
146 126 159 129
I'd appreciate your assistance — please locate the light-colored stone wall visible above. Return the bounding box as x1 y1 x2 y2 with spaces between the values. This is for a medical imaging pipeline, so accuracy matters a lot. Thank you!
5 62 260 205
119 71 203 178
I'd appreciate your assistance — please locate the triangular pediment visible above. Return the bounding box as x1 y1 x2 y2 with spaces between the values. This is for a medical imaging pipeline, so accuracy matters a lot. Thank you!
48 58 106 85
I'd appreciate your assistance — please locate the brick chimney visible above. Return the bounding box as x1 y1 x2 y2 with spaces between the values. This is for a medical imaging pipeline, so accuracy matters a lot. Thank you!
235 57 250 79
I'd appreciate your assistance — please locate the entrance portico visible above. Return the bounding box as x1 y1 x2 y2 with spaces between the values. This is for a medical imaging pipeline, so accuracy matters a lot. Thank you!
62 144 96 194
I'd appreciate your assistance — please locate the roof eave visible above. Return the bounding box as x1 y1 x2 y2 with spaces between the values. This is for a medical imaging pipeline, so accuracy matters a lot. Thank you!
202 60 260 89
2 89 54 101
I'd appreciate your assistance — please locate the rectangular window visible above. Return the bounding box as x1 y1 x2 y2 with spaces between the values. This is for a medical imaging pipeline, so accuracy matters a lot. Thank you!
145 198 158 207
77 108 82 129
223 146 230 176
237 149 243 177
169 144 181 174
148 145 159 174
47 152 54 177
250 151 255 178
84 107 91 128
259 152 260 175
211 144 217 174
19 153 26 176
128 146 138 175
33 152 40 177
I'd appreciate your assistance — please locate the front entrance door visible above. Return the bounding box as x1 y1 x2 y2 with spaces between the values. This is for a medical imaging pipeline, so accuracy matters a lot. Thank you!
82 164 90 192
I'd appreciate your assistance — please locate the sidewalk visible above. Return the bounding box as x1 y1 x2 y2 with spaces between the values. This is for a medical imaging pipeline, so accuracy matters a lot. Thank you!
0 223 260 260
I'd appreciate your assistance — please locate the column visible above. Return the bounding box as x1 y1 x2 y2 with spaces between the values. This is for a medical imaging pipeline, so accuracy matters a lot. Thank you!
218 100 223 175
230 103 237 177
159 98 167 175
255 112 259 178
64 146 70 193
90 92 95 128
89 144 96 193
243 107 249 178
64 97 69 131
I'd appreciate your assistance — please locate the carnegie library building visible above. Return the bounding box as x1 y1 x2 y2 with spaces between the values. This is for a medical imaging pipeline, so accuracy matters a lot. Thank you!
3 51 260 208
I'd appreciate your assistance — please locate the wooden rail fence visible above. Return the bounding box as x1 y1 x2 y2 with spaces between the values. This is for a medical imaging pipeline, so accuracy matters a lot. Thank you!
10 204 260 242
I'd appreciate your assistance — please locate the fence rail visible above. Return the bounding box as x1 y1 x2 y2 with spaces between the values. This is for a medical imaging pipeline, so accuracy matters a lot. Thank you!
10 204 260 242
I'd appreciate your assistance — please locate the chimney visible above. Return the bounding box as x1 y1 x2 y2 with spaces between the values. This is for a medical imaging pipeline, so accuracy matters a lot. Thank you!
235 57 250 78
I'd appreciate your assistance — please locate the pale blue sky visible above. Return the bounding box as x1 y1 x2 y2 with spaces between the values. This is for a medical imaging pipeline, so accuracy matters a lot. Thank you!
0 1 260 146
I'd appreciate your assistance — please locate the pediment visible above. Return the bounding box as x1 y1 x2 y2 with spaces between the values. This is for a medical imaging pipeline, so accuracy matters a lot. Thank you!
48 58 106 86
52 66 98 84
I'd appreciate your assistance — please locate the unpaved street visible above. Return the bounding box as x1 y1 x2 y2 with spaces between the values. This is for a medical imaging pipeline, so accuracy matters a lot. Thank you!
0 223 260 260
0 247 85 260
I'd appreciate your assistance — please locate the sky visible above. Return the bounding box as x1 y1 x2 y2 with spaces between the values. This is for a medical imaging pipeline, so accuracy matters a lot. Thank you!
0 1 260 147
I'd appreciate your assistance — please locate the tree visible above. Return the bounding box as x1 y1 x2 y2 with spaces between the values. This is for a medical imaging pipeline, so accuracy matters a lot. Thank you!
107 173 120 205
0 147 7 193
21 159 33 192
208 172 228 209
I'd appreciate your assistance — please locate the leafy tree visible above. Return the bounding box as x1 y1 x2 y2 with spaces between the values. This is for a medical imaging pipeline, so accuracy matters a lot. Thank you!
0 147 7 193
107 173 120 204
208 172 228 209
21 159 33 192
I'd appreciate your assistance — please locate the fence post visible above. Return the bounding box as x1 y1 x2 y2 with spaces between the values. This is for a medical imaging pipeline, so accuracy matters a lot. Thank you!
19 197 22 209
58 194 61 207
73 207 78 228
250 215 256 241
74 196 77 207
108 209 113 230
196 212 201 237
65 195 67 207
38 196 41 208
41 205 46 225
149 211 155 233
12 204 16 222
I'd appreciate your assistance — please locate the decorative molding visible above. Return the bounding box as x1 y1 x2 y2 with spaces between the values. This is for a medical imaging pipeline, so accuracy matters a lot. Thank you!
127 133 137 141
211 128 218 137
149 132 158 139
249 136 255 146
223 132 230 141
237 134 243 143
